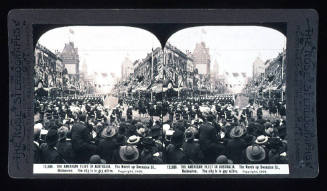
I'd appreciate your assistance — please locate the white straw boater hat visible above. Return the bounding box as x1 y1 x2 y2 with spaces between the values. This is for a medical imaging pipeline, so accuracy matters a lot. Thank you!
255 135 269 144
127 135 141 145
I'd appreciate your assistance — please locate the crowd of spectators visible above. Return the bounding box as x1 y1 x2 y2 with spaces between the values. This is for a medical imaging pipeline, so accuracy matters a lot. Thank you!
34 88 288 165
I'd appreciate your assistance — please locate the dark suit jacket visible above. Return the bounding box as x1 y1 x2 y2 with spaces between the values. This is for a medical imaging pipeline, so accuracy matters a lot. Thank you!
199 122 226 163
97 137 119 163
166 144 190 164
225 138 248 163
71 122 97 162
182 141 204 163
39 143 63 163
56 139 75 163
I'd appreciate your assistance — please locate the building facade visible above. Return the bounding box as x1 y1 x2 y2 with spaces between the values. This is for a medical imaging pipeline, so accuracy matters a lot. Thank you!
60 41 80 79
192 42 211 75
121 57 134 81
252 56 266 80
133 47 162 88
264 50 286 87
164 43 194 89
34 43 64 88
211 59 219 80
132 44 194 90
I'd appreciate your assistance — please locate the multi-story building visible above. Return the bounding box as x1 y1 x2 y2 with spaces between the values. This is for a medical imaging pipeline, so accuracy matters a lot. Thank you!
211 59 219 80
34 43 64 88
252 56 266 80
132 44 194 90
60 41 80 79
164 43 194 88
192 42 210 75
264 50 286 87
133 47 162 88
121 56 134 81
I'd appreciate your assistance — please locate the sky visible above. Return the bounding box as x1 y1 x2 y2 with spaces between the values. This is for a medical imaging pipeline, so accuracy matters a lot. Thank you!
168 26 286 77
38 26 160 78
38 26 286 78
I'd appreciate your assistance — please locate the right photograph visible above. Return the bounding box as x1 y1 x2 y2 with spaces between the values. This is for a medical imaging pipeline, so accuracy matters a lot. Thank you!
161 26 287 164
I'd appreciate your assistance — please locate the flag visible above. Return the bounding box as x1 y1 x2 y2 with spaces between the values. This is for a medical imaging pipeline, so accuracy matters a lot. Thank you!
101 73 108 78
69 29 74 35
232 73 239 77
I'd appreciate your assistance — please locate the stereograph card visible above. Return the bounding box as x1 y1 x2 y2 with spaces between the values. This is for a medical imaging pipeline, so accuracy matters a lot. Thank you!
8 9 318 178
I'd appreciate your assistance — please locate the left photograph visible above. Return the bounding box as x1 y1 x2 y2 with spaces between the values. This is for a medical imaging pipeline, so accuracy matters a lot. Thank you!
33 26 164 164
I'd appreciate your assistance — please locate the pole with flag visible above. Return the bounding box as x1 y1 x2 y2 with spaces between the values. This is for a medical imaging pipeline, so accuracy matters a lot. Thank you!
151 48 154 101
281 53 284 102
68 28 74 42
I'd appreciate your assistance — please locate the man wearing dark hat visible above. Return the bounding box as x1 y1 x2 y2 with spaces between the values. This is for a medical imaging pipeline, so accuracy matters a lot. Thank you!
199 116 225 163
71 113 97 163
150 121 162 139
225 126 248 164
168 103 174 122
126 106 133 121
140 137 162 164
166 130 189 164
256 106 263 120
39 128 65 163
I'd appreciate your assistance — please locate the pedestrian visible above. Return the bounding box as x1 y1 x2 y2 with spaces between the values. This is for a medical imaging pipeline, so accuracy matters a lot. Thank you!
71 113 97 163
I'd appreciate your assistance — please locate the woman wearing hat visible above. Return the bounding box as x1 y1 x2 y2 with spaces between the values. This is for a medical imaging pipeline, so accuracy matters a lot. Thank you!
166 130 190 164
111 145 140 164
56 126 75 163
39 128 65 163
97 126 118 163
140 137 163 164
245 144 268 164
225 126 248 164
182 129 204 163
